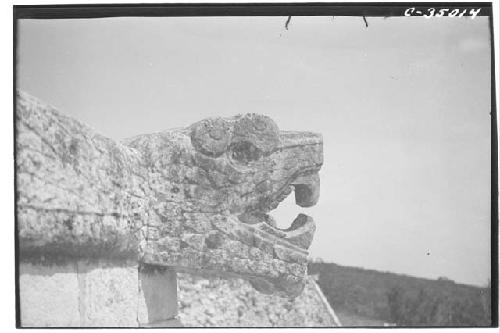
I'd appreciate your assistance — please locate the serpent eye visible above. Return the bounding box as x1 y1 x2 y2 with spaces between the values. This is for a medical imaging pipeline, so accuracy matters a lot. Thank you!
229 141 262 164
190 118 231 157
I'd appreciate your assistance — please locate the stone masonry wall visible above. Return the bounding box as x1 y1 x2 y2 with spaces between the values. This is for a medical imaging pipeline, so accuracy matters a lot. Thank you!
19 261 179 327
177 273 338 327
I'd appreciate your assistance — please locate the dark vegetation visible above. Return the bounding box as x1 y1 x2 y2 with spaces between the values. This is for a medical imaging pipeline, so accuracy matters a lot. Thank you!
308 262 492 327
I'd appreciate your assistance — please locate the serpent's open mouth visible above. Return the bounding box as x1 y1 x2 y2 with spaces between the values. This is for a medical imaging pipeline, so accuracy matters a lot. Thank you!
238 172 320 250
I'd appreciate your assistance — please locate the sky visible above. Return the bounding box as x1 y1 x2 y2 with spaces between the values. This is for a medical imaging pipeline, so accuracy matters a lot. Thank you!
17 16 491 286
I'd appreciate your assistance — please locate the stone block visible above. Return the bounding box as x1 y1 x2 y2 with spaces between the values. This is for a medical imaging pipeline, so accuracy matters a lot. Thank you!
77 261 139 327
19 263 80 327
138 265 178 326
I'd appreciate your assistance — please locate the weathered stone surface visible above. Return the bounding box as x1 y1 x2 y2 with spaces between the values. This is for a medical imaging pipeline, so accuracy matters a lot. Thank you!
177 273 340 327
77 261 139 327
16 90 323 297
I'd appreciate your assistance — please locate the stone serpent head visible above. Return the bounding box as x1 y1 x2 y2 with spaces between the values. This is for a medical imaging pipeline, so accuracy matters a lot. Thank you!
16 91 323 298
125 114 323 297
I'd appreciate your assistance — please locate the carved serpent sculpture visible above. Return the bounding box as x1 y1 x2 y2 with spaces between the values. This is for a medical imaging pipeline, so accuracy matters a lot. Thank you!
16 91 323 297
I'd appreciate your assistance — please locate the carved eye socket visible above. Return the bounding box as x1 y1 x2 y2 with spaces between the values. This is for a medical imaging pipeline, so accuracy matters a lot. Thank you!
190 118 231 157
229 141 262 164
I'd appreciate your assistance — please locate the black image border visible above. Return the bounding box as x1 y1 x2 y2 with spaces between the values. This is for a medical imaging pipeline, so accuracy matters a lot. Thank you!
13 2 498 329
